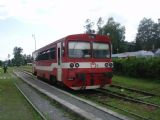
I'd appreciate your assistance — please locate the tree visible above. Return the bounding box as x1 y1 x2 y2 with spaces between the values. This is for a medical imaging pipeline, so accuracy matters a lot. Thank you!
23 54 32 65
13 47 23 66
135 18 160 51
127 41 136 52
97 17 104 34
153 21 160 50
84 19 95 34
97 17 125 53
26 54 33 63
7 60 12 67
0 60 2 66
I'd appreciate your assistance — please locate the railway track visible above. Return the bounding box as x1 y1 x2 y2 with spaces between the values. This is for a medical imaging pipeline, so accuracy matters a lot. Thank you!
71 87 160 120
96 89 160 108
14 70 130 120
106 84 160 107
110 84 159 97
73 89 155 120
90 88 160 120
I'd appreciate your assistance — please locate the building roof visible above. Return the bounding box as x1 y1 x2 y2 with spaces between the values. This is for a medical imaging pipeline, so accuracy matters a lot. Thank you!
112 50 154 58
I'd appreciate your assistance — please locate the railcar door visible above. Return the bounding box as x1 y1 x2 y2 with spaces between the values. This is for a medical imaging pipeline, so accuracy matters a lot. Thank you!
57 42 62 81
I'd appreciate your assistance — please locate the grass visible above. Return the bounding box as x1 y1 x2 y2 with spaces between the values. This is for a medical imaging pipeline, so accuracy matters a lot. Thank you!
112 75 160 95
0 67 43 120
19 65 32 73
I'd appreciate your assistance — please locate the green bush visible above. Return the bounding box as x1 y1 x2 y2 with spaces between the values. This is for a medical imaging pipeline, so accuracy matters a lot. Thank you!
113 57 160 79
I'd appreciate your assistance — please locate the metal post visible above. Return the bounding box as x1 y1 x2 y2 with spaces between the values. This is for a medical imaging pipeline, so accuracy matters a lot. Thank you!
32 34 36 51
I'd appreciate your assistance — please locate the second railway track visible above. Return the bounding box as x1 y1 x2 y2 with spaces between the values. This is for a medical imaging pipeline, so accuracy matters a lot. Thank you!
96 89 160 108
110 84 159 97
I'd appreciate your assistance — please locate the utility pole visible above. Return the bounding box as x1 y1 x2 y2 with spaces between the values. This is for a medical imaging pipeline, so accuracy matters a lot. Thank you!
32 34 36 51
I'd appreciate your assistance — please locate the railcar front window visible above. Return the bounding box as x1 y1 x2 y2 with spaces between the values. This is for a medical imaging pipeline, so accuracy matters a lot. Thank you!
93 42 110 58
68 42 91 58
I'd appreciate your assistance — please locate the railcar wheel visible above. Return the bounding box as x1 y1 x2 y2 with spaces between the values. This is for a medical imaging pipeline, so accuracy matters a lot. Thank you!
50 75 57 85
33 71 37 76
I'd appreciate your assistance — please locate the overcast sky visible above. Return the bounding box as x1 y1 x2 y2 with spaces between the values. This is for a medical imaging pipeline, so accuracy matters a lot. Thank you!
0 0 160 60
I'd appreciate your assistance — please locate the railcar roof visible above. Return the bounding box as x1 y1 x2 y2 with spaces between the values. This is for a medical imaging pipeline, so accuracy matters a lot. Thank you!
33 34 111 53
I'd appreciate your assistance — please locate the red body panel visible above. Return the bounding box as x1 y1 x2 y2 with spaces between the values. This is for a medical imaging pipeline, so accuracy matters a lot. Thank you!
32 34 113 90
62 68 112 88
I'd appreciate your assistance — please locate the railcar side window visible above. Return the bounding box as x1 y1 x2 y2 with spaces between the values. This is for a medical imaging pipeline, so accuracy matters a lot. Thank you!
68 41 91 58
50 48 56 59
93 42 110 58
41 51 49 60
36 50 49 60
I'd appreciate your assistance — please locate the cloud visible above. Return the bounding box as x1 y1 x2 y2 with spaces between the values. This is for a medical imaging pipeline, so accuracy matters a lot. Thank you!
0 0 53 22
1 0 160 42
0 0 160 61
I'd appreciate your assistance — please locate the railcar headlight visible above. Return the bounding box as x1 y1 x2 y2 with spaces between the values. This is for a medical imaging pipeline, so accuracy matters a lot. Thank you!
75 63 79 68
105 62 109 68
70 63 74 68
109 62 113 68
105 62 113 68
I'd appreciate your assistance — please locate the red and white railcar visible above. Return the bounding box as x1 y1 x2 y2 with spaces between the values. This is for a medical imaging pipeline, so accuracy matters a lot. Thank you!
32 34 113 90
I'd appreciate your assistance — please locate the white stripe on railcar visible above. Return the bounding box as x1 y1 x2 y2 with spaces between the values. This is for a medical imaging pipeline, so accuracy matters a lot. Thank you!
33 62 107 71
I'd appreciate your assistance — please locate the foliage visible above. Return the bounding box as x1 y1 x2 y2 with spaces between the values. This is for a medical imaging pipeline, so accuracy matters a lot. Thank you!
126 42 136 52
135 18 160 51
23 54 33 64
113 57 160 79
97 17 126 53
96 17 104 33
8 46 32 66
13 47 23 66
0 60 2 66
84 17 127 53
84 17 160 54
84 19 95 34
